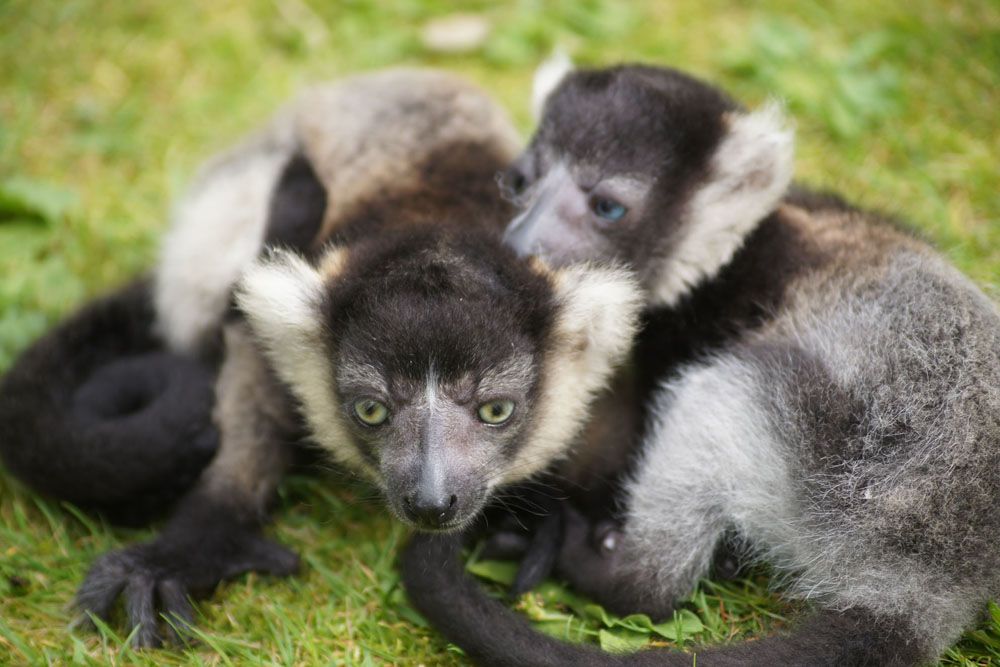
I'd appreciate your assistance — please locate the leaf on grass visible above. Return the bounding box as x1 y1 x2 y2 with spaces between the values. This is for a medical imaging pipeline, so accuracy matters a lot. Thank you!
650 610 705 641
466 559 518 586
598 629 649 653
0 178 78 224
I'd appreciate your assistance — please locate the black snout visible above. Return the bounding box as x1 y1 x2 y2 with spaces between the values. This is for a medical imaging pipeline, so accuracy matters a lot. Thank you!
404 491 458 530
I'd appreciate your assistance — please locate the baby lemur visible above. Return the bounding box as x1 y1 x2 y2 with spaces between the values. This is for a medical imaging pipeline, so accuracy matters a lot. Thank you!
0 69 641 647
402 62 1000 666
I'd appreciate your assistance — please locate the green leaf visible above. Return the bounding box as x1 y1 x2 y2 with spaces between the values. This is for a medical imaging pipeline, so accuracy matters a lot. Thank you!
466 558 518 586
650 610 705 641
598 629 649 653
0 178 78 224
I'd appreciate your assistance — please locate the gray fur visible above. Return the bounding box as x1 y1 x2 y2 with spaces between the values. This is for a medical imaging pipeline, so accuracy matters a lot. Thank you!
505 63 1000 663
590 214 1000 661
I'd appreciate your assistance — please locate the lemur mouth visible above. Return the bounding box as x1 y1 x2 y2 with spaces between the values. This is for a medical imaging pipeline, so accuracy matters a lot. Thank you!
412 519 465 534
399 506 480 534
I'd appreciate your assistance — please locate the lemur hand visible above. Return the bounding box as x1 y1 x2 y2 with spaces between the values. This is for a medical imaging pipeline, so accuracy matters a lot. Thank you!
555 505 672 620
75 502 298 648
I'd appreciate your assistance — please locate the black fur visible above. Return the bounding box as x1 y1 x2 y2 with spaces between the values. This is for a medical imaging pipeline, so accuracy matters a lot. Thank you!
0 280 218 524
402 532 925 667
77 488 298 647
323 226 552 402
264 152 327 255
1 150 328 525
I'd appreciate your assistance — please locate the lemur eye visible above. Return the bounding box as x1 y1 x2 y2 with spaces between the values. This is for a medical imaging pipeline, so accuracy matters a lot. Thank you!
590 196 628 222
477 400 515 425
498 167 529 201
354 399 389 426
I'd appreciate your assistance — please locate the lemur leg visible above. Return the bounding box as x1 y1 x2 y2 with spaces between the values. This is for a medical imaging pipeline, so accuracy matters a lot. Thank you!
557 352 789 619
76 322 300 647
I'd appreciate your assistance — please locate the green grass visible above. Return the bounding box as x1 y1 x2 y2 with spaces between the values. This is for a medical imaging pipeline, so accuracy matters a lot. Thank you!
1 0 997 664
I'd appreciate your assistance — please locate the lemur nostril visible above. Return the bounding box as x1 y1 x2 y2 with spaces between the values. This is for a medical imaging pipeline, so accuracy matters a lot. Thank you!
449 494 457 507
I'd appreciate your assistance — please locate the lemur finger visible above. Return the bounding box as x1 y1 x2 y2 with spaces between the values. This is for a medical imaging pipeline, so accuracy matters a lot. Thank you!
224 537 300 578
157 579 195 645
76 554 129 621
510 510 563 597
125 574 161 648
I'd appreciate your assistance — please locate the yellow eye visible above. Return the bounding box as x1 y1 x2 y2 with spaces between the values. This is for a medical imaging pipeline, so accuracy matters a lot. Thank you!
354 399 389 426
477 400 515 425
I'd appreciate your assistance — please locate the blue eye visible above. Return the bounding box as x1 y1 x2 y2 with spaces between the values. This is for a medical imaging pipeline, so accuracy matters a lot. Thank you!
590 196 627 222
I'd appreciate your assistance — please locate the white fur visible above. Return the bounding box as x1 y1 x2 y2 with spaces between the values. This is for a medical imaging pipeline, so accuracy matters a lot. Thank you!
531 50 574 121
621 354 794 600
155 121 299 353
506 263 642 481
650 102 795 307
236 248 371 475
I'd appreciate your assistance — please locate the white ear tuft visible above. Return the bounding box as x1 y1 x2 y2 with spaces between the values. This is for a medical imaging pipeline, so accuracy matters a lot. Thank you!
235 248 326 346
722 100 795 193
235 248 374 477
650 100 795 308
531 49 574 121
552 263 642 363
505 263 642 482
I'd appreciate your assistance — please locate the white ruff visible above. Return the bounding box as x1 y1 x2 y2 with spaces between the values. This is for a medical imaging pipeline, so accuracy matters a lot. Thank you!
650 102 795 307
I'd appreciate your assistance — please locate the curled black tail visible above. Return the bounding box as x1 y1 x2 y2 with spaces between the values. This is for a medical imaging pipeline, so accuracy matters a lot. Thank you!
400 532 927 667
0 280 218 524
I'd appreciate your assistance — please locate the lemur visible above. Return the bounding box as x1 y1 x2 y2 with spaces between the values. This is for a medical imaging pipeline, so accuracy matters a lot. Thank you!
401 61 1000 666
0 69 642 647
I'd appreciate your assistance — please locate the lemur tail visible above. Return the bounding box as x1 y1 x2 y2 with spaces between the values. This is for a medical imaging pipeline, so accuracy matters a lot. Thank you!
0 280 218 524
400 532 926 667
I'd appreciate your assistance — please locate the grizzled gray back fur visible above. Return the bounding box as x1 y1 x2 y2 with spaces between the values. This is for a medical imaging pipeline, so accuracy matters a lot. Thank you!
622 205 1000 659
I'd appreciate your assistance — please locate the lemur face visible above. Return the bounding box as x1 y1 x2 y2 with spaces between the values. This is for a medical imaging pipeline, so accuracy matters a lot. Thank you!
238 230 641 533
502 64 794 305
335 336 539 532
502 66 736 269
328 251 549 531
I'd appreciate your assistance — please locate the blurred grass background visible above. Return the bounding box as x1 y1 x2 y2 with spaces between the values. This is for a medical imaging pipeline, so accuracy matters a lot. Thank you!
0 0 997 664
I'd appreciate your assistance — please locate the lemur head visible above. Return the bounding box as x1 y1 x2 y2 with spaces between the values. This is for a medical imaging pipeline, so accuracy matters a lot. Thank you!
502 60 795 307
236 229 639 532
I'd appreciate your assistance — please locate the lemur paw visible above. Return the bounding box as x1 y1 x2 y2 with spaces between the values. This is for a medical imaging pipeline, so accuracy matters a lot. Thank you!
76 524 299 648
478 504 565 596
556 507 672 619
556 505 623 584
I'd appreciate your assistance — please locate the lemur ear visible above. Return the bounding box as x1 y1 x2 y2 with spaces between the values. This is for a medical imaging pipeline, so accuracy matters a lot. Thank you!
651 101 795 307
235 248 328 345
710 101 795 209
532 50 574 121
236 246 368 475
505 260 641 481
548 262 642 370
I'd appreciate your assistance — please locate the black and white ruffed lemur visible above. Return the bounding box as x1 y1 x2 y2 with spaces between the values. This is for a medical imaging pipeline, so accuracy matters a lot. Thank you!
401 59 1000 666
0 69 642 647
